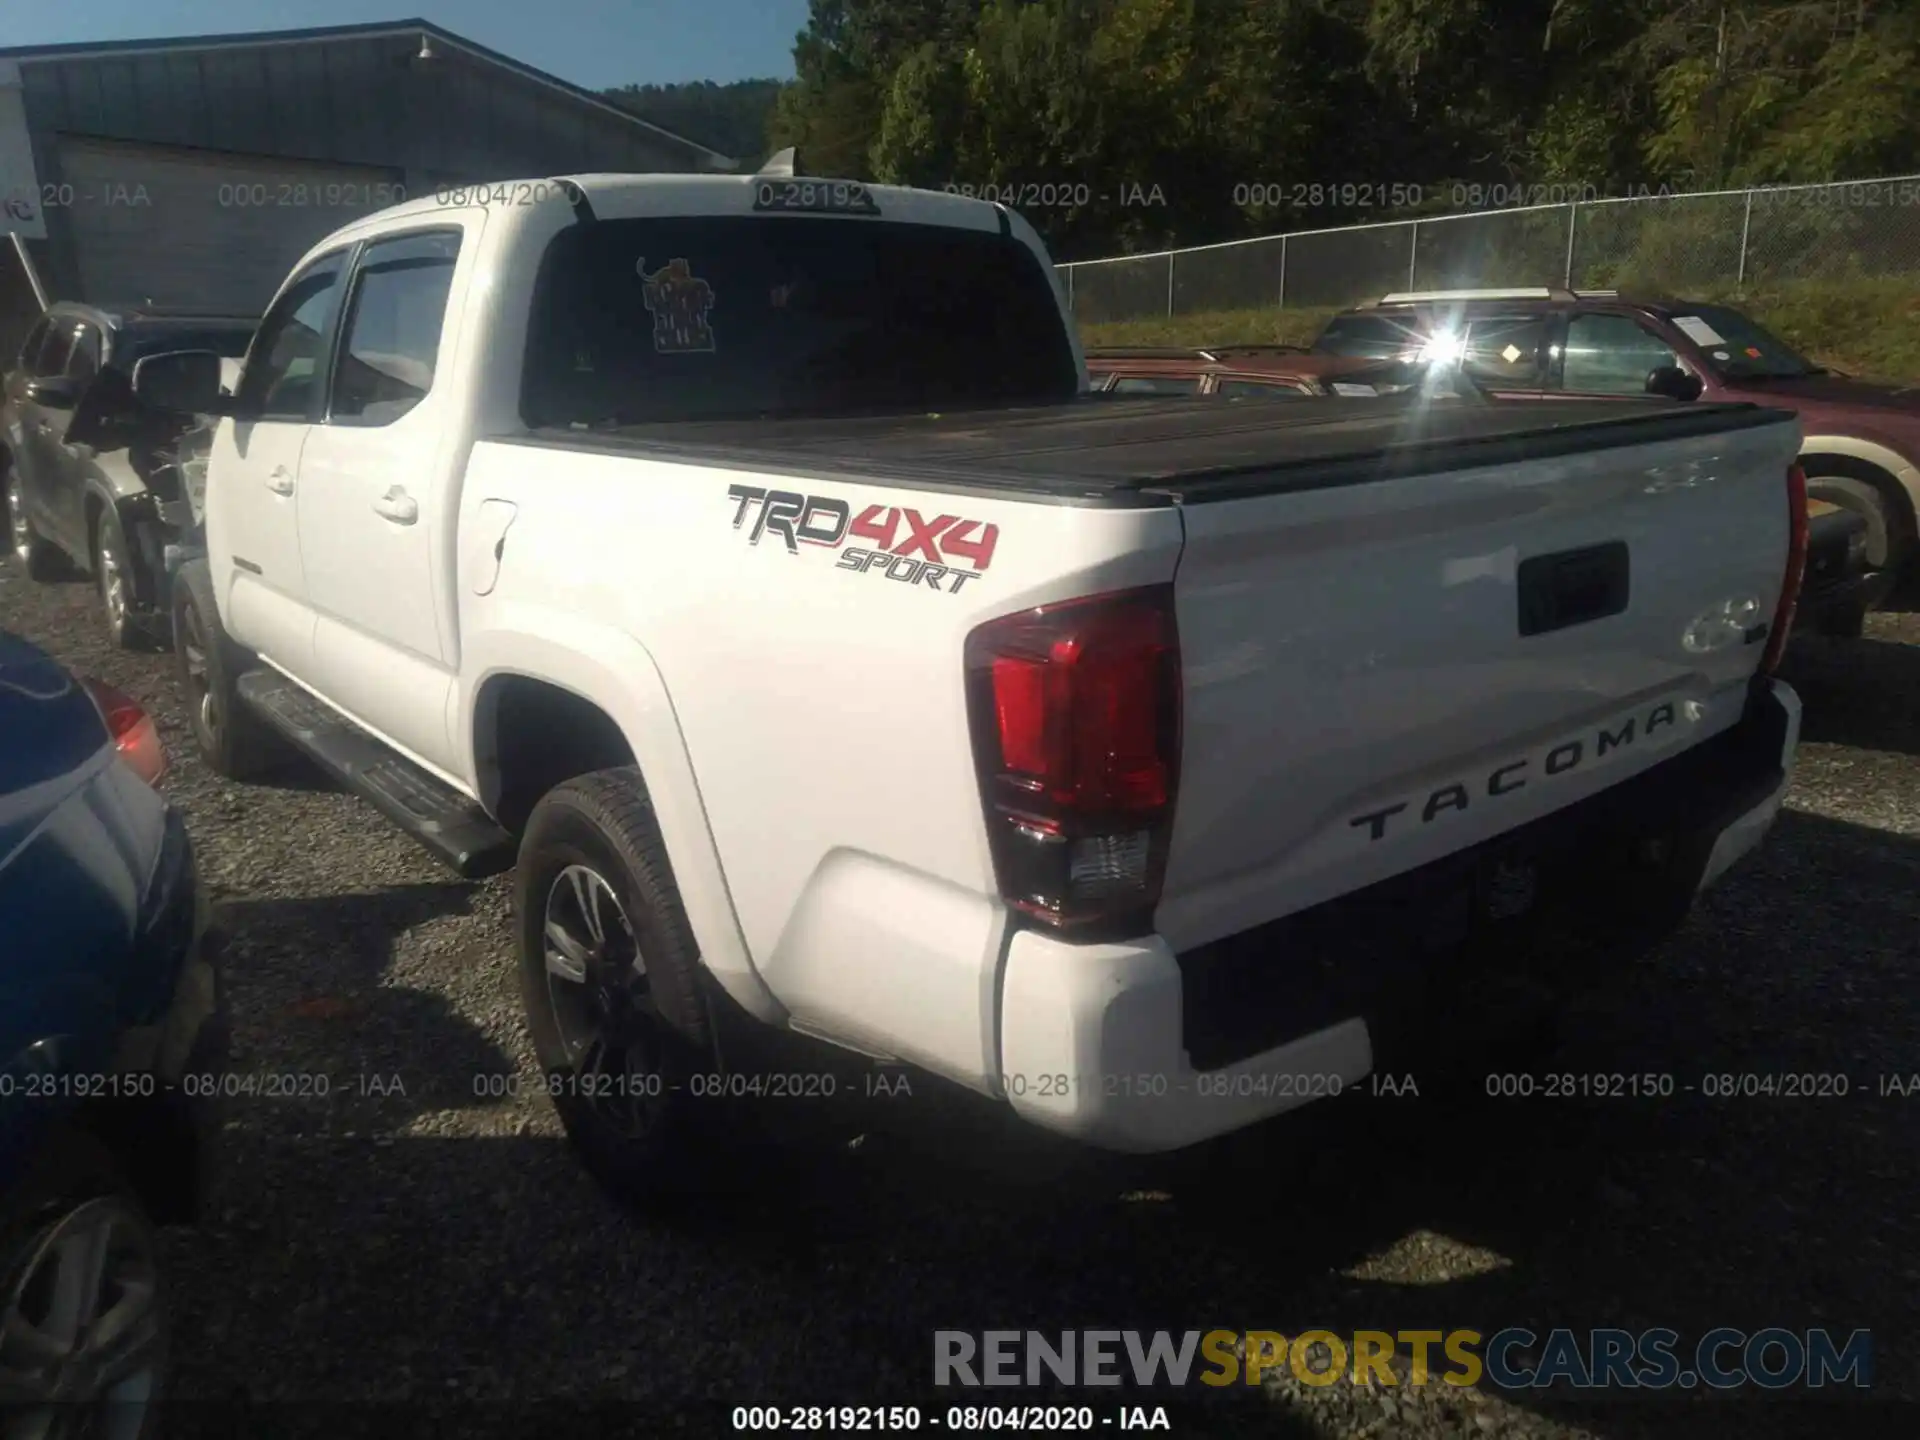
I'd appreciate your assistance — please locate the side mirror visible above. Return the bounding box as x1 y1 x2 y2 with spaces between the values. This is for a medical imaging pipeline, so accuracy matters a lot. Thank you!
23 376 78 409
131 349 228 415
1646 365 1703 402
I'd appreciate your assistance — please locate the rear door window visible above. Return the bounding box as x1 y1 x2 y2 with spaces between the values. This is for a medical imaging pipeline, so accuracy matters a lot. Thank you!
1215 377 1313 398
1459 313 1551 386
1561 313 1680 394
331 230 461 425
1109 374 1202 395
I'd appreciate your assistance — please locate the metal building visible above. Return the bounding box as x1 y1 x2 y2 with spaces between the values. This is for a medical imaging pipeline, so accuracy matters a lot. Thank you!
0 17 733 341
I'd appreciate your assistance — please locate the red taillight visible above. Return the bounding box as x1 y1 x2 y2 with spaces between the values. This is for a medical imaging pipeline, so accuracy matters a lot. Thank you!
964 586 1181 935
80 677 167 787
1760 463 1809 675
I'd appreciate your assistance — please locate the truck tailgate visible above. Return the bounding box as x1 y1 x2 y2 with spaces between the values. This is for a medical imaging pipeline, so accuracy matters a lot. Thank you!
1157 410 1803 952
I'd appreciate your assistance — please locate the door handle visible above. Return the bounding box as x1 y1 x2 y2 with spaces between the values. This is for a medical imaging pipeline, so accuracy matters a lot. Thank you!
372 486 418 525
266 466 295 496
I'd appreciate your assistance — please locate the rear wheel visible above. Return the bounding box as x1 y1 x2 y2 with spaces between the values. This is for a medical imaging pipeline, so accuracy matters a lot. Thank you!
514 768 739 1208
6 469 64 581
0 1134 170 1440
1816 600 1868 640
171 559 286 780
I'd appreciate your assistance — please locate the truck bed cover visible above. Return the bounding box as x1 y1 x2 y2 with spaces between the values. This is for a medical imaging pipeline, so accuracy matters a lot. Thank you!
516 395 1796 506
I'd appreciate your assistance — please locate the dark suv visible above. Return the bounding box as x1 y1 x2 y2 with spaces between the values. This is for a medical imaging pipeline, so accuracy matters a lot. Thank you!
1316 289 1920 581
3 304 255 648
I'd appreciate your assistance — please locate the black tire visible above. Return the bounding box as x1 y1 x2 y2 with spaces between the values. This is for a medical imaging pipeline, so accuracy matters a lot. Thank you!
1806 472 1907 576
5 465 64 581
513 768 739 1208
93 504 147 651
1816 600 1868 640
0 1130 169 1437
171 558 286 780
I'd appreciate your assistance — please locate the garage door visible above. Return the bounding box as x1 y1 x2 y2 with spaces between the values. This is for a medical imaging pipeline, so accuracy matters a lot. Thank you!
56 137 403 315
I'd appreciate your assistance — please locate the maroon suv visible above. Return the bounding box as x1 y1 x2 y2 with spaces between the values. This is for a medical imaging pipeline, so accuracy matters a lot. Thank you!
1316 289 1920 578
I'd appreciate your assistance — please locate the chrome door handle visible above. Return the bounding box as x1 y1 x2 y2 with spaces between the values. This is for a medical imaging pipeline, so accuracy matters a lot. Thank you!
266 466 295 496
372 486 418 525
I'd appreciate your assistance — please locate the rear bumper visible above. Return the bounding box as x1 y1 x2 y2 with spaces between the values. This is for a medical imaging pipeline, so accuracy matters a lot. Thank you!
996 678 1801 1153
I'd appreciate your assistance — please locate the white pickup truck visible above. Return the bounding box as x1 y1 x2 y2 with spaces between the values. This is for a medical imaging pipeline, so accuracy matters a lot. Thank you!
131 170 1807 1204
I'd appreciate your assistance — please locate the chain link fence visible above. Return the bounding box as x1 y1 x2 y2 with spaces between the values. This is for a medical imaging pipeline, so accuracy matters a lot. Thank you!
1059 174 1920 324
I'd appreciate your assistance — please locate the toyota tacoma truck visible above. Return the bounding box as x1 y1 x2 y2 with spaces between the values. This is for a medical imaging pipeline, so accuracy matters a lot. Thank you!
129 170 1807 1204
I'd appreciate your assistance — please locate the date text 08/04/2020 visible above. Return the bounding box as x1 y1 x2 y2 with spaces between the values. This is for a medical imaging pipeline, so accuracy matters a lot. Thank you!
731 1405 1175 1432
999 1071 1345 1102
468 1070 871 1101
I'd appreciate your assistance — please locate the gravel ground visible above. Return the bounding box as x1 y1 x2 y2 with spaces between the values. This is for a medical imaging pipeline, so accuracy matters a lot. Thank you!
4 554 1917 1440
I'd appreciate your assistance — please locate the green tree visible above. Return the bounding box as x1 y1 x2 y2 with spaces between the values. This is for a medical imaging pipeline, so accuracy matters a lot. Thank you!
767 0 1920 260
1633 0 1920 187
869 41 970 185
601 79 785 164
771 0 984 175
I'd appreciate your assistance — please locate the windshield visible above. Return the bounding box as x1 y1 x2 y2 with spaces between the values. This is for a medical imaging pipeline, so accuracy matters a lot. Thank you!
521 215 1079 426
1666 305 1817 379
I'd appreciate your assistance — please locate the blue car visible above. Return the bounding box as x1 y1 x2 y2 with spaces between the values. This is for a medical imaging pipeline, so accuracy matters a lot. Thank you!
0 630 225 1433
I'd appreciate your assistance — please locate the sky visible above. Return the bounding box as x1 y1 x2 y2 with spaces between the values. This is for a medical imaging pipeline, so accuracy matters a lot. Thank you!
0 0 813 88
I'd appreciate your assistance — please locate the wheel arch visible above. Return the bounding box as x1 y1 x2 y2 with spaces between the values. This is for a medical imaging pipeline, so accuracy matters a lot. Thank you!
1800 436 1920 554
460 617 782 1024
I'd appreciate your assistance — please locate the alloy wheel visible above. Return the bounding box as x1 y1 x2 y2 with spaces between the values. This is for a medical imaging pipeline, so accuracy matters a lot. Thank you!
541 863 666 1138
0 1195 166 1440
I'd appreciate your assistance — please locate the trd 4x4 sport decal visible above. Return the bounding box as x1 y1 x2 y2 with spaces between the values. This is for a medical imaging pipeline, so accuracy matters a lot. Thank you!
726 485 998 595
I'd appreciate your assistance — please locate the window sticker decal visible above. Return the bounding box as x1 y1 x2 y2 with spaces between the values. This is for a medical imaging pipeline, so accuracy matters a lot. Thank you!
638 257 716 354
1673 315 1726 347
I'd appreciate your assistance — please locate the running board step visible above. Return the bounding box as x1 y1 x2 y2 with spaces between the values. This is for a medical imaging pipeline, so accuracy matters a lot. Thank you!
234 669 514 879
